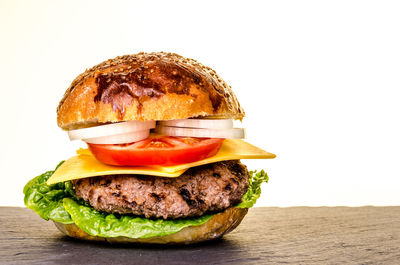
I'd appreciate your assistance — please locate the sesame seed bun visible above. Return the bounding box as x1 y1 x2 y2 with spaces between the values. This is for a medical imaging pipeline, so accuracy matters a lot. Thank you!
53 207 247 244
57 52 244 130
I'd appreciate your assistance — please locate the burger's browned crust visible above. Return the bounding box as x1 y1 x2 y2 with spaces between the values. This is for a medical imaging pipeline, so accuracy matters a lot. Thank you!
53 207 247 244
57 52 245 130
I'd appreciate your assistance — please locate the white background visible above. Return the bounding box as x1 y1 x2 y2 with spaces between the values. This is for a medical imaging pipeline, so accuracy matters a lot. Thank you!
1 0 399 207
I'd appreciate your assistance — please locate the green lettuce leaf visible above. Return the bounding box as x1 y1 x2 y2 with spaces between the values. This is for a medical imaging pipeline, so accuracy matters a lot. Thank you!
236 170 269 208
23 164 73 224
63 198 213 239
23 162 269 238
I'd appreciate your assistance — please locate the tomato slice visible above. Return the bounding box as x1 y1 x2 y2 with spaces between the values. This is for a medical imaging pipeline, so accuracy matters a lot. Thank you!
87 136 224 166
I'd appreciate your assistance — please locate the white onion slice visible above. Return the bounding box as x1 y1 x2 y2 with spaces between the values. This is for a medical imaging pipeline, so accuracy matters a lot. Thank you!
83 130 150 144
68 121 155 141
159 119 233 130
155 126 245 139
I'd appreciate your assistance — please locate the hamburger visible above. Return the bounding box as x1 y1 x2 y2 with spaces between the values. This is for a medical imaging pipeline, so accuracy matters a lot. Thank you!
23 52 275 244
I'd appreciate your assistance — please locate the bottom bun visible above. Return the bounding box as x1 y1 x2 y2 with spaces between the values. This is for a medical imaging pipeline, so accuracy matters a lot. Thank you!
54 207 248 244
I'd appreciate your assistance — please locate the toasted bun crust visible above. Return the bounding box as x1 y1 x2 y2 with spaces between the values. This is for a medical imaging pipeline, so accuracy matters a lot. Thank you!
53 207 247 244
57 52 244 130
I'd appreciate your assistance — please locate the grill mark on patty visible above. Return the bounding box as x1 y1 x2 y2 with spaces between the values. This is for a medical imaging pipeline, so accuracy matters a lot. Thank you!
227 162 244 177
179 188 197 208
179 188 191 201
112 192 121 197
101 179 112 187
151 193 162 202
231 177 239 185
198 199 205 207
213 173 221 178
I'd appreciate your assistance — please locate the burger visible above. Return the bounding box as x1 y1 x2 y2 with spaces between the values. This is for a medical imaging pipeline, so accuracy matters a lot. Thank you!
23 52 275 244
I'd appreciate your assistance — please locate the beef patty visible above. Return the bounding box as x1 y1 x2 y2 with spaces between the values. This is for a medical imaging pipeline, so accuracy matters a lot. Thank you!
72 160 249 219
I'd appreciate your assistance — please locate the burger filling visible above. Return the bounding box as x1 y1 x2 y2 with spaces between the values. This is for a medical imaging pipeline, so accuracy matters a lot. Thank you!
72 160 249 219
23 160 268 239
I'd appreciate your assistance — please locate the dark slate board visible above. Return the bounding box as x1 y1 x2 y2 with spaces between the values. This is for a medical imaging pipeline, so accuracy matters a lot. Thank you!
1 207 399 265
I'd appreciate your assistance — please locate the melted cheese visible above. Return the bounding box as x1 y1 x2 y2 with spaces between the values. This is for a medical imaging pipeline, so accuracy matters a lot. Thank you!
46 139 275 185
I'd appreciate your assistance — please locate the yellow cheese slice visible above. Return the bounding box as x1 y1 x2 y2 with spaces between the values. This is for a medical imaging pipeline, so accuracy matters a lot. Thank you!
46 156 186 185
150 139 275 173
47 139 275 185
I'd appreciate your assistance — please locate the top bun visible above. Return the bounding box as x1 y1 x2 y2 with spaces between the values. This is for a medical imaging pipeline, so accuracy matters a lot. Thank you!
57 52 244 130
